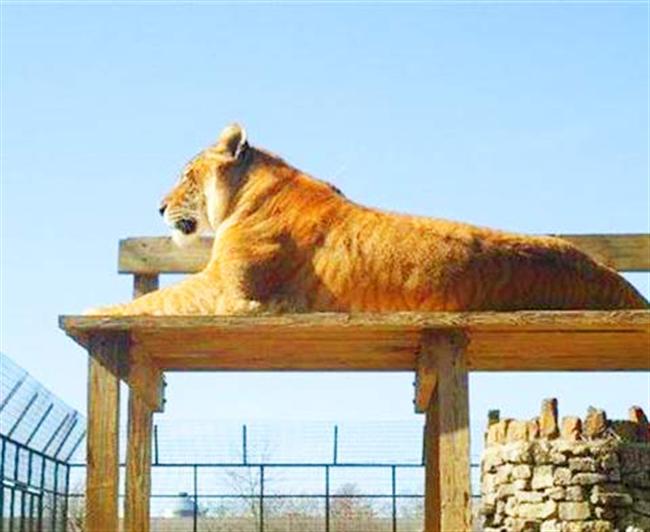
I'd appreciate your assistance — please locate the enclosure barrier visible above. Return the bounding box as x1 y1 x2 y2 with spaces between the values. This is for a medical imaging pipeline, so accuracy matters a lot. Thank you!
59 233 650 532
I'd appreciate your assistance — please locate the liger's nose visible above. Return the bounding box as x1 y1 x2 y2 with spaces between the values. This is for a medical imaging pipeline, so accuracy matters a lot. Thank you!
159 204 167 216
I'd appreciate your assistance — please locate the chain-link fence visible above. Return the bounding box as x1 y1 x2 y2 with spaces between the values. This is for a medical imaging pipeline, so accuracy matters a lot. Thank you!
2 354 481 531
1 353 84 531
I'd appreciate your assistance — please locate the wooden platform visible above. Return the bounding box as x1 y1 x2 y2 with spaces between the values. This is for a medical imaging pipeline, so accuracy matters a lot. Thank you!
60 310 650 372
59 232 650 532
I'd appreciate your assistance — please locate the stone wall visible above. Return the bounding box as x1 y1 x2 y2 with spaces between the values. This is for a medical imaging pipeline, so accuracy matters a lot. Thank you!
480 400 650 532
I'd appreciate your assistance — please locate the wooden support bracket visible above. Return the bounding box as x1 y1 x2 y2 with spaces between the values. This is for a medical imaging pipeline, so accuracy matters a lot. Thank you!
128 347 165 413
414 343 438 414
421 330 472 532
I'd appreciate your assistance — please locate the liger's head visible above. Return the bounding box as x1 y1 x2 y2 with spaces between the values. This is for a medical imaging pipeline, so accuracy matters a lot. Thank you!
159 123 250 247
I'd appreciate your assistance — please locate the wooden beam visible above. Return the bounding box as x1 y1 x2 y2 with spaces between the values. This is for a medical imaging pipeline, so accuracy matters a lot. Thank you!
118 233 650 274
86 335 122 532
128 347 165 412
414 348 437 414
119 236 212 274
59 311 650 372
423 331 472 532
556 233 650 272
125 391 153 532
133 274 159 299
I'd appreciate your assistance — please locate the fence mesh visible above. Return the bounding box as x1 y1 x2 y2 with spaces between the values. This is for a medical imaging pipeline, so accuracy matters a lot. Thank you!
2 353 482 531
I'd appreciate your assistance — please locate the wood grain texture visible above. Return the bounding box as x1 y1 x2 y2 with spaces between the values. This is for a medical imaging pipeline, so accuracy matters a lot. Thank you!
133 274 159 299
415 349 437 414
423 331 472 532
86 336 121 532
118 234 650 274
128 347 165 412
59 310 650 372
125 392 153 532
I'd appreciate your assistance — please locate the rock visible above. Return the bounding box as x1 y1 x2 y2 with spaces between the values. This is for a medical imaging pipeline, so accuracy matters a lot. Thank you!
503 442 533 464
495 464 513 485
553 467 572 486
553 441 589 456
532 465 555 489
497 483 516 499
593 505 615 520
610 421 639 442
540 519 562 532
551 452 568 465
540 398 559 439
629 406 649 442
513 479 529 490
483 451 504 474
569 457 597 473
622 471 650 489
507 420 530 442
532 441 554 464
488 409 501 426
584 407 608 439
572 473 608 486
480 493 497 515
558 501 591 520
512 465 533 480
545 486 565 501
561 416 583 441
590 484 633 507
528 418 540 440
515 490 545 503
482 473 497 493
505 496 517 516
516 500 557 520
565 485 585 501
599 452 619 472
633 499 650 516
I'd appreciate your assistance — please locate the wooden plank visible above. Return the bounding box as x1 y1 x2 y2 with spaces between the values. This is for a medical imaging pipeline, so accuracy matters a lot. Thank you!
133 274 159 299
59 311 650 372
556 233 650 272
119 236 212 274
125 391 153 532
423 331 472 532
118 234 650 274
86 335 122 532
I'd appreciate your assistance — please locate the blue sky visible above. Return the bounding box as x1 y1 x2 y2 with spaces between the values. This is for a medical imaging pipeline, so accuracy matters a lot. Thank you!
1 2 649 462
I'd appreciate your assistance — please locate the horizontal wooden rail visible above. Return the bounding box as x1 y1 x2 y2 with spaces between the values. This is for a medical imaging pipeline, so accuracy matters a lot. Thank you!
118 233 650 274
60 310 650 372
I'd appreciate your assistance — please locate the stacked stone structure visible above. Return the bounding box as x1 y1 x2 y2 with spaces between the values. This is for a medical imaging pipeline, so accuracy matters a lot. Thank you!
480 400 650 532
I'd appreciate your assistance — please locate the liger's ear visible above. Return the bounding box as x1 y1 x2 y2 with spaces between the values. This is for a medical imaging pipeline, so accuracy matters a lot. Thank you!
215 123 248 160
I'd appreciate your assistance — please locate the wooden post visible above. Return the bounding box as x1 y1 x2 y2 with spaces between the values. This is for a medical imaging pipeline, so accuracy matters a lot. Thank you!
133 273 159 299
86 335 124 532
421 331 471 532
124 347 164 532
125 392 153 532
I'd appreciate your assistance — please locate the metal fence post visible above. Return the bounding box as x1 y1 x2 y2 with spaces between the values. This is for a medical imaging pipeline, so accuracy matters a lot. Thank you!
325 465 330 532
391 466 397 532
192 465 198 532
0 438 5 532
332 425 338 465
259 465 264 532
62 464 71 532
153 424 159 465
243 425 248 465
51 462 59 531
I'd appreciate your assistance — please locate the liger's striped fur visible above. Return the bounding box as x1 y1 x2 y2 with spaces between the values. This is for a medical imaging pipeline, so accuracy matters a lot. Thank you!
87 124 648 316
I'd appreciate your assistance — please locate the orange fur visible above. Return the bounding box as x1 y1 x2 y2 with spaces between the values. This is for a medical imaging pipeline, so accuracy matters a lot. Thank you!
87 124 647 316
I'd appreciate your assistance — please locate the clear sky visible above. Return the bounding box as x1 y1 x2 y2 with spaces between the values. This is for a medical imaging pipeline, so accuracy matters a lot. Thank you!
1 2 649 462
